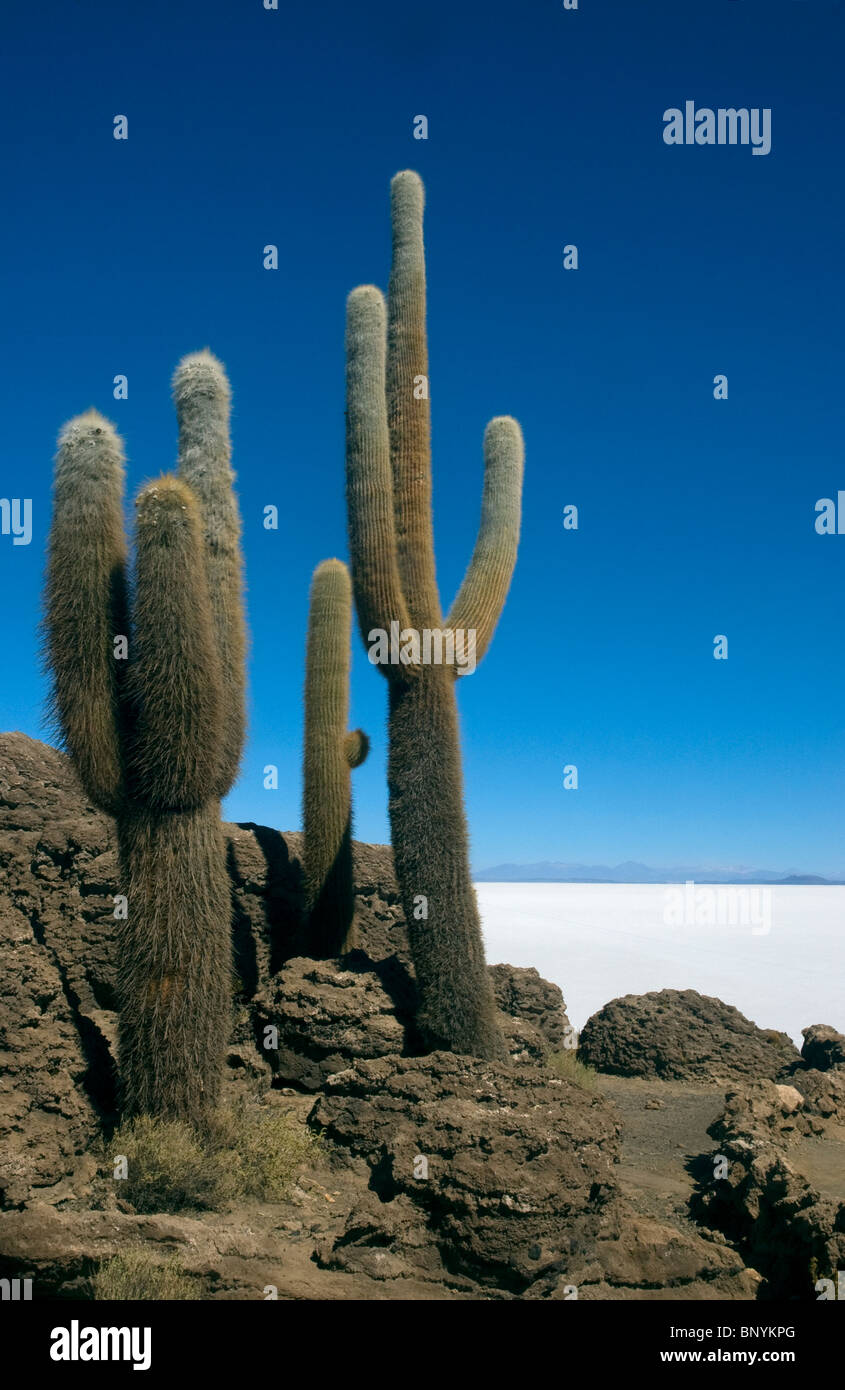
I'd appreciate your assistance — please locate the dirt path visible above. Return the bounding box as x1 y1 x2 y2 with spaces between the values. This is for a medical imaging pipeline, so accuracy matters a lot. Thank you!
792 1123 845 1205
596 1075 726 1228
597 1072 845 1243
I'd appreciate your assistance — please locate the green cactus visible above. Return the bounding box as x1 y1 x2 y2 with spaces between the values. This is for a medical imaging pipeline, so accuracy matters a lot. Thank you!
303 558 369 957
44 351 246 1123
344 172 524 1060
173 353 246 797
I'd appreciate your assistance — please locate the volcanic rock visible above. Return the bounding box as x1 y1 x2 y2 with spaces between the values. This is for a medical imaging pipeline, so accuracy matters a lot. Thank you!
578 989 799 1083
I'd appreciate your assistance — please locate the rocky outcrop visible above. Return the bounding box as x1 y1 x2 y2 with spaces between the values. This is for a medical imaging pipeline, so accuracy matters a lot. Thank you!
707 1080 815 1147
790 1065 845 1122
776 1023 845 1123
692 1080 845 1298
0 734 568 1173
488 963 572 1053
0 891 100 1209
578 989 800 1083
801 1024 845 1073
308 1051 759 1299
310 1050 620 1292
252 955 413 1092
251 953 567 1093
0 731 787 1300
0 1196 481 1301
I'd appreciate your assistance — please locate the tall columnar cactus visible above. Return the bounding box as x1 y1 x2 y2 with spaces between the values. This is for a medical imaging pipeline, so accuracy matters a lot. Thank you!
303 559 369 957
344 172 524 1060
44 351 246 1123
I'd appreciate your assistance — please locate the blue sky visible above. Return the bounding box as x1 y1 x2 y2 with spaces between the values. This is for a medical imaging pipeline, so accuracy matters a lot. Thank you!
0 0 843 873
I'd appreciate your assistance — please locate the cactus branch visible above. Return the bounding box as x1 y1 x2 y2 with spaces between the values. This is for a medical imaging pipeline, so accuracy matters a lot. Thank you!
345 285 415 671
173 350 246 798
44 410 129 815
303 559 369 956
128 477 224 812
386 170 440 628
344 728 370 767
444 415 524 668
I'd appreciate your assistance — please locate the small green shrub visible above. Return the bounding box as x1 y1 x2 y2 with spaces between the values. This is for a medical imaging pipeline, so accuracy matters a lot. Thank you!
548 1050 600 1091
110 1114 232 1213
207 1104 317 1202
108 1102 316 1214
93 1247 201 1300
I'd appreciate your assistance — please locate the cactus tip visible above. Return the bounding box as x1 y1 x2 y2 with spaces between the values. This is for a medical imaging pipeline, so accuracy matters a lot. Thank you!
172 348 230 403
390 169 425 224
346 284 386 334
135 473 196 515
391 168 424 194
314 556 348 578
57 408 120 448
486 414 523 437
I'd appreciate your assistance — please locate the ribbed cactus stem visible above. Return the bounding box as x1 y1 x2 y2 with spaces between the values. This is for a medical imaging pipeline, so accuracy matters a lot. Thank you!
128 478 224 811
345 172 524 1060
445 416 524 664
345 287 414 656
117 804 231 1121
173 350 246 798
303 559 368 956
387 171 439 629
44 410 129 815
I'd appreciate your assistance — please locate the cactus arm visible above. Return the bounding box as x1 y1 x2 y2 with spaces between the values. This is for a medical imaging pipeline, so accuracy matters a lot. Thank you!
386 170 441 628
344 728 370 767
346 285 416 671
128 477 224 811
44 410 129 814
303 559 351 898
173 350 246 798
444 416 524 670
303 559 367 955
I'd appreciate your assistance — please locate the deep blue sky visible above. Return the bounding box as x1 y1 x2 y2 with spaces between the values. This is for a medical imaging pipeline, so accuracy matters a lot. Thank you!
1 0 842 873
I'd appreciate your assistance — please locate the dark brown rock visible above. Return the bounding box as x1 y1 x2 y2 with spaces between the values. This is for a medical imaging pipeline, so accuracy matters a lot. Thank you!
693 1079 845 1298
707 1080 813 1147
578 989 800 1083
309 1050 621 1291
252 954 413 1092
0 889 100 1208
789 1066 845 1123
801 1024 845 1073
488 963 572 1054
309 1051 760 1298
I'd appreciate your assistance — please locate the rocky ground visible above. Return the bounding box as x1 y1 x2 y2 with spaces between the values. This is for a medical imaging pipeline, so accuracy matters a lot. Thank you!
1 732 843 1300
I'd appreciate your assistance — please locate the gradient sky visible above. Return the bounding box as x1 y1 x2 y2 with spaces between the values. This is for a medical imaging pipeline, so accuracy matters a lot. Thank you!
0 0 842 873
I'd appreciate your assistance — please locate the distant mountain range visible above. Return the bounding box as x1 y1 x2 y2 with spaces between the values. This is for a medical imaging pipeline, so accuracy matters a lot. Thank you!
474 860 845 885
